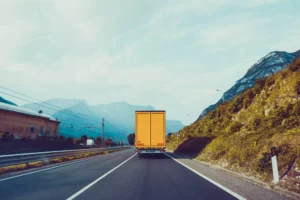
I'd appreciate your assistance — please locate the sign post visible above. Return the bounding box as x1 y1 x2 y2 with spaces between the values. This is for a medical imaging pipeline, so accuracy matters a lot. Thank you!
271 147 279 184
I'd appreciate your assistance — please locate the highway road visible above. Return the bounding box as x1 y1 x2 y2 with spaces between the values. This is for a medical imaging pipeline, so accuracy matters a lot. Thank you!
0 148 289 200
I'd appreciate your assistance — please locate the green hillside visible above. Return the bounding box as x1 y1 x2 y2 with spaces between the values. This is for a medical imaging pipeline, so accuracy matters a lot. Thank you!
167 57 300 193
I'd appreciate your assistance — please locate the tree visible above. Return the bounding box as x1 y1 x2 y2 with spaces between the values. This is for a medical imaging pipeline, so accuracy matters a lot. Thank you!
81 135 88 144
96 137 103 145
105 137 113 146
127 133 135 145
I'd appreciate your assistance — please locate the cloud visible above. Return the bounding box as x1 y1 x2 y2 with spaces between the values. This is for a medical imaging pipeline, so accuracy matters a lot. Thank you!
0 0 298 125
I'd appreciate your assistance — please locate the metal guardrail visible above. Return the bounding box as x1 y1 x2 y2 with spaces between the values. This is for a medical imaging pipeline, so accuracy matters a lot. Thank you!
0 146 131 167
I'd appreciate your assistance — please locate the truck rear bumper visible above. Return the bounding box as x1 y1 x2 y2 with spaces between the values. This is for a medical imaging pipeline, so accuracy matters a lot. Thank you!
136 149 165 154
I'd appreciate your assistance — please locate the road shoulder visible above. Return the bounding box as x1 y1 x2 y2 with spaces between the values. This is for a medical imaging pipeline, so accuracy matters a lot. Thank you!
166 152 298 200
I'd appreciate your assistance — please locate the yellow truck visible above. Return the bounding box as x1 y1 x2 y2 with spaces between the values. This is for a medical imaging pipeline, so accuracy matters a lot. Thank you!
135 110 166 156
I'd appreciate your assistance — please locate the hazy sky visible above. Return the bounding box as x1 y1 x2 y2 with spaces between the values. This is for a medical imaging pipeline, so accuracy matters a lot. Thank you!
1 0 300 125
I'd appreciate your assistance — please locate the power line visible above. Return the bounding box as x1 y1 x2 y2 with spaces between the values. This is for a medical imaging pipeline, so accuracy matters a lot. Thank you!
0 91 101 125
0 87 122 134
0 86 96 120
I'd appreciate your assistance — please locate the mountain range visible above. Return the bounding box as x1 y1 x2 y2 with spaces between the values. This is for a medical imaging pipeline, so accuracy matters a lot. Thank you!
0 96 17 106
22 99 184 139
198 49 300 120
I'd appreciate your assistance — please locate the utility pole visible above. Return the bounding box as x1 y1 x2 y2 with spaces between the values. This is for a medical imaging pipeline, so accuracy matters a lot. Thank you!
102 118 104 147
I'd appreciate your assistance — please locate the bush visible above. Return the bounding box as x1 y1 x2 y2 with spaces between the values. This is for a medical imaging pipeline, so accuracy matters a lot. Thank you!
81 135 87 144
295 81 300 96
289 57 300 72
252 117 261 129
127 133 135 145
292 102 300 116
258 152 272 171
243 97 252 109
285 103 294 116
245 89 255 100
209 110 217 119
267 106 291 127
229 121 243 133
280 70 288 78
231 102 241 113
253 78 266 94
266 76 276 87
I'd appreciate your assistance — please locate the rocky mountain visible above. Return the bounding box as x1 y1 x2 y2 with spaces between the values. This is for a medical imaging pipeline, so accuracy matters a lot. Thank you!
0 96 17 106
198 49 300 120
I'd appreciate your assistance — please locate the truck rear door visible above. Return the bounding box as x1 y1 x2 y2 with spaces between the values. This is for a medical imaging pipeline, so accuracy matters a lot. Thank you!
150 112 165 148
135 112 151 148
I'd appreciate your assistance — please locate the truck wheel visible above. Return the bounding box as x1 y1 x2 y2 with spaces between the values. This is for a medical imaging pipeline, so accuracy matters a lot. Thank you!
138 153 142 158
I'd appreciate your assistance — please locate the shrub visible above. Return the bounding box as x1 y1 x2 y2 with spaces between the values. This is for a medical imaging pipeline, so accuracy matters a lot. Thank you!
258 152 272 171
209 110 217 119
253 78 266 94
243 97 251 109
252 117 261 129
230 96 244 113
285 103 294 116
229 121 243 133
280 70 288 78
266 76 276 87
245 89 255 100
292 102 300 116
295 81 300 96
284 116 300 127
289 57 300 72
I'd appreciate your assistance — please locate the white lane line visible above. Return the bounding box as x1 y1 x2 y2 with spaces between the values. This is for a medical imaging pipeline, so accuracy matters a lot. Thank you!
165 153 246 200
66 153 137 200
0 150 130 182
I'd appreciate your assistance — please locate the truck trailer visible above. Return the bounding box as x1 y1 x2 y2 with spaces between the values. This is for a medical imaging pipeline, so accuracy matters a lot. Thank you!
135 110 166 156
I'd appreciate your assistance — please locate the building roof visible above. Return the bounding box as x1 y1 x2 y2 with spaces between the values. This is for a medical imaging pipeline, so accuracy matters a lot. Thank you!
0 102 58 122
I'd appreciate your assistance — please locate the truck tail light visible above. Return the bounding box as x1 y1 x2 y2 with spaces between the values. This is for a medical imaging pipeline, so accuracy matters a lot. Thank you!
160 149 165 153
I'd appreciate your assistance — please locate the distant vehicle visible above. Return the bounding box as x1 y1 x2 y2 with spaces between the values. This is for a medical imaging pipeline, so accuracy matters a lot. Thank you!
135 110 166 156
86 139 95 145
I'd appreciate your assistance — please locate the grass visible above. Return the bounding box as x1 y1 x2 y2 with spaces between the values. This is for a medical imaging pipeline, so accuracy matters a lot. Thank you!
167 57 300 193
0 148 129 175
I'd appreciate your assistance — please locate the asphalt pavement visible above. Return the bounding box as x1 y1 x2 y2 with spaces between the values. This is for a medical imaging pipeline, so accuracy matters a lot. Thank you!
0 148 291 200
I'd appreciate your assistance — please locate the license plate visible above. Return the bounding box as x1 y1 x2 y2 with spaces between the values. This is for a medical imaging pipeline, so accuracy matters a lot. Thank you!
147 150 155 152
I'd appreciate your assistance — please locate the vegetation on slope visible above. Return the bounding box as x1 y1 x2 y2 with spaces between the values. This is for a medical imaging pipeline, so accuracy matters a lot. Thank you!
167 57 300 192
